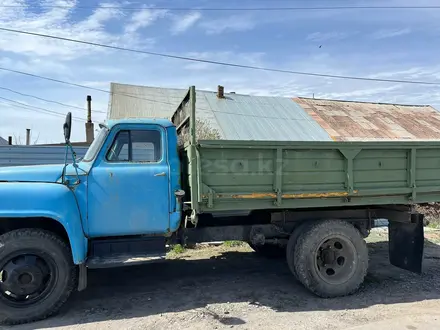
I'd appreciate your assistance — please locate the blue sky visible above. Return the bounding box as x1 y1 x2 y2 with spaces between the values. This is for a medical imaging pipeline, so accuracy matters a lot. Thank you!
0 0 438 143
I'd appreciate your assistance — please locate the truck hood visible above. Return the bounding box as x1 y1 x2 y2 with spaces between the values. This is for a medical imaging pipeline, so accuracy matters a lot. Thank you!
0 164 65 183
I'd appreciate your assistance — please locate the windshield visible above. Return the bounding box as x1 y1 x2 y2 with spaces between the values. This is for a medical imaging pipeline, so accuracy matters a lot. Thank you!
82 126 109 162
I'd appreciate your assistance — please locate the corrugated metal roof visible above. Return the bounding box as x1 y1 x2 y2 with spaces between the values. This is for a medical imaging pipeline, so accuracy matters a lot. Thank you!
201 92 331 141
108 83 332 141
0 137 8 146
108 83 187 120
294 97 440 141
0 146 88 167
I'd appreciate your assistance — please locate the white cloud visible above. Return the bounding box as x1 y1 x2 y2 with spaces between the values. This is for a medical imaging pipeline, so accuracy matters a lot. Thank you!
368 67 429 80
316 85 404 101
371 28 412 39
179 51 266 71
124 8 168 34
0 1 164 60
78 81 111 89
0 56 71 76
200 15 256 34
170 12 201 35
306 31 355 42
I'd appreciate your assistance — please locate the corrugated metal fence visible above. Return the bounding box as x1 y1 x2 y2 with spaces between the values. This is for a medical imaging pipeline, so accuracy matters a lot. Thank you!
0 145 88 167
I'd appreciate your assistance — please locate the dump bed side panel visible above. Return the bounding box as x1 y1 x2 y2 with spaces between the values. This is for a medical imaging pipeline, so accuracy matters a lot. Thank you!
192 140 440 212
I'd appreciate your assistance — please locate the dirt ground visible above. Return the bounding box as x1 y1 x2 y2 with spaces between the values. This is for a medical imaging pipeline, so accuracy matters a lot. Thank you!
4 228 440 330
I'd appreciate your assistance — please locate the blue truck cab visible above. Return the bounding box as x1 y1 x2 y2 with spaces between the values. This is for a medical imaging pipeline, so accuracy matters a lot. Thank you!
0 115 185 324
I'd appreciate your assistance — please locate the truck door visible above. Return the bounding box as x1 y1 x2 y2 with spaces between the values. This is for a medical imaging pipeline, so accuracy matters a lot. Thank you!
87 125 170 237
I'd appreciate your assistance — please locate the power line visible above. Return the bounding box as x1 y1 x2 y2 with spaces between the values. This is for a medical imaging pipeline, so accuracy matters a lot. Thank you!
0 95 85 122
0 100 70 121
1 4 440 11
0 67 175 106
0 86 107 114
1 27 440 86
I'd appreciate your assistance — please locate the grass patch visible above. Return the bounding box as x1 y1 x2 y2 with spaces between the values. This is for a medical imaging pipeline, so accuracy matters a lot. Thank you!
170 244 186 254
427 221 440 229
223 240 245 247
427 222 440 229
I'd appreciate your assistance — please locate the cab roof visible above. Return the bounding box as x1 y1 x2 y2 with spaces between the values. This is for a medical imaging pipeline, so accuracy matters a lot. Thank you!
105 118 175 129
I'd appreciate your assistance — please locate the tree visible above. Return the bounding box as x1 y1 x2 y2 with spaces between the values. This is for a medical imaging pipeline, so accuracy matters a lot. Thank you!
178 118 221 146
13 131 40 145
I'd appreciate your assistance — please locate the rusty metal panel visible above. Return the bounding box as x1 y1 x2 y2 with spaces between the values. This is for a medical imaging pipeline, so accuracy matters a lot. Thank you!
0 146 88 167
294 97 440 141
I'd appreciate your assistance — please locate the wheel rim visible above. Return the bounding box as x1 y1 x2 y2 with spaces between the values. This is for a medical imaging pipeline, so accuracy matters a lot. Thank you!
314 235 357 285
0 251 57 307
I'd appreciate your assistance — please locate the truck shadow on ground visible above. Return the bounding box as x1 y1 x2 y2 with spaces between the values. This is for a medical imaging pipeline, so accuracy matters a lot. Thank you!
13 239 440 329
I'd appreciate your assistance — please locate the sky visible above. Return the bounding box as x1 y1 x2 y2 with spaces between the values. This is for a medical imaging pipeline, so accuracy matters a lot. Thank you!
0 0 439 143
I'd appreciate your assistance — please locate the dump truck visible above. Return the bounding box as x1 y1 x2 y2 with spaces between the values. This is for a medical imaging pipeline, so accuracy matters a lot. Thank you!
0 86 430 324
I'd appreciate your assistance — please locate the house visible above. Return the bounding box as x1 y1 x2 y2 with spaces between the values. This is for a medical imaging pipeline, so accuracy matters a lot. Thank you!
107 82 440 141
107 83 332 141
0 136 8 146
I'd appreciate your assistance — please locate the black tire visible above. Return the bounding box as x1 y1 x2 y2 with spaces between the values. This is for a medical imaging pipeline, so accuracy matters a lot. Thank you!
286 222 314 280
0 229 78 325
293 220 368 298
248 243 286 258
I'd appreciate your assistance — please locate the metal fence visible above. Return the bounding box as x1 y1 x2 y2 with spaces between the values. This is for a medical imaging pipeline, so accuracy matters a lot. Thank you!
0 145 88 167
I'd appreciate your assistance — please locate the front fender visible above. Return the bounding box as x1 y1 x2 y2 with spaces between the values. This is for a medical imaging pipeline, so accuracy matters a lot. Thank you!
0 182 87 264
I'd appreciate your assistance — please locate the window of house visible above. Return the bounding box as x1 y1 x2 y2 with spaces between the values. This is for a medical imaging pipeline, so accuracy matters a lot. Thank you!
106 130 162 162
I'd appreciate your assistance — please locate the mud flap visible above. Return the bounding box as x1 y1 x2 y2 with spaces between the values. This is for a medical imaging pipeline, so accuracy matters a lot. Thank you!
388 213 424 274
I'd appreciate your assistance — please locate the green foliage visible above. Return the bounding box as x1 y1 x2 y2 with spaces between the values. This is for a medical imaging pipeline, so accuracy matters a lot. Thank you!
170 244 186 254
427 219 440 229
223 240 245 247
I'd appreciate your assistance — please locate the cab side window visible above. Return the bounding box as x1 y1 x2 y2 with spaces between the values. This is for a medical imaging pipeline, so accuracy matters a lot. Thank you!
106 130 162 162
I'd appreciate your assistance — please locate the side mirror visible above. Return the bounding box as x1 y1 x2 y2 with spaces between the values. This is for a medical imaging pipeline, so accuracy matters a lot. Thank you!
64 112 72 142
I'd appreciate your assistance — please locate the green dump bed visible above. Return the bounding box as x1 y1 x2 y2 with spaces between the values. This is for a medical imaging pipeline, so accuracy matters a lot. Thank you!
189 140 440 213
172 87 440 214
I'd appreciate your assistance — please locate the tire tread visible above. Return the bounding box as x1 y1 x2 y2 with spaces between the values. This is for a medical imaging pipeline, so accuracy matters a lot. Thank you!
293 220 368 298
0 228 77 325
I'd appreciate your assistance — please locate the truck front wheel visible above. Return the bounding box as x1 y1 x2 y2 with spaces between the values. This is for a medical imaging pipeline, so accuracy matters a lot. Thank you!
0 229 77 325
290 220 368 298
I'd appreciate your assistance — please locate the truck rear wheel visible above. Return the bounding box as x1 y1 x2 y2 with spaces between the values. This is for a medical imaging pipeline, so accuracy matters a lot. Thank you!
286 222 314 279
0 229 77 325
292 220 368 298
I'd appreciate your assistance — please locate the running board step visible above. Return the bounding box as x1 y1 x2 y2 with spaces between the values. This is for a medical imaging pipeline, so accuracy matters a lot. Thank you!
87 236 166 268
86 253 166 269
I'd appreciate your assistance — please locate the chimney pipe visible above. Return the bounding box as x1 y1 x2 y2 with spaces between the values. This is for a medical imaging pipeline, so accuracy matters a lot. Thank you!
87 95 92 123
26 128 31 145
217 85 224 98
85 95 95 144
8 136 12 145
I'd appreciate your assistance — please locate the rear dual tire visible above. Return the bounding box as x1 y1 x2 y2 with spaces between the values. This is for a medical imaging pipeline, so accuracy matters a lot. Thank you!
0 229 77 325
287 220 368 297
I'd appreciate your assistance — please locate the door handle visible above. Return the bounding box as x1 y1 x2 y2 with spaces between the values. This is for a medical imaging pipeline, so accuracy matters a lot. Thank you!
154 172 166 177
